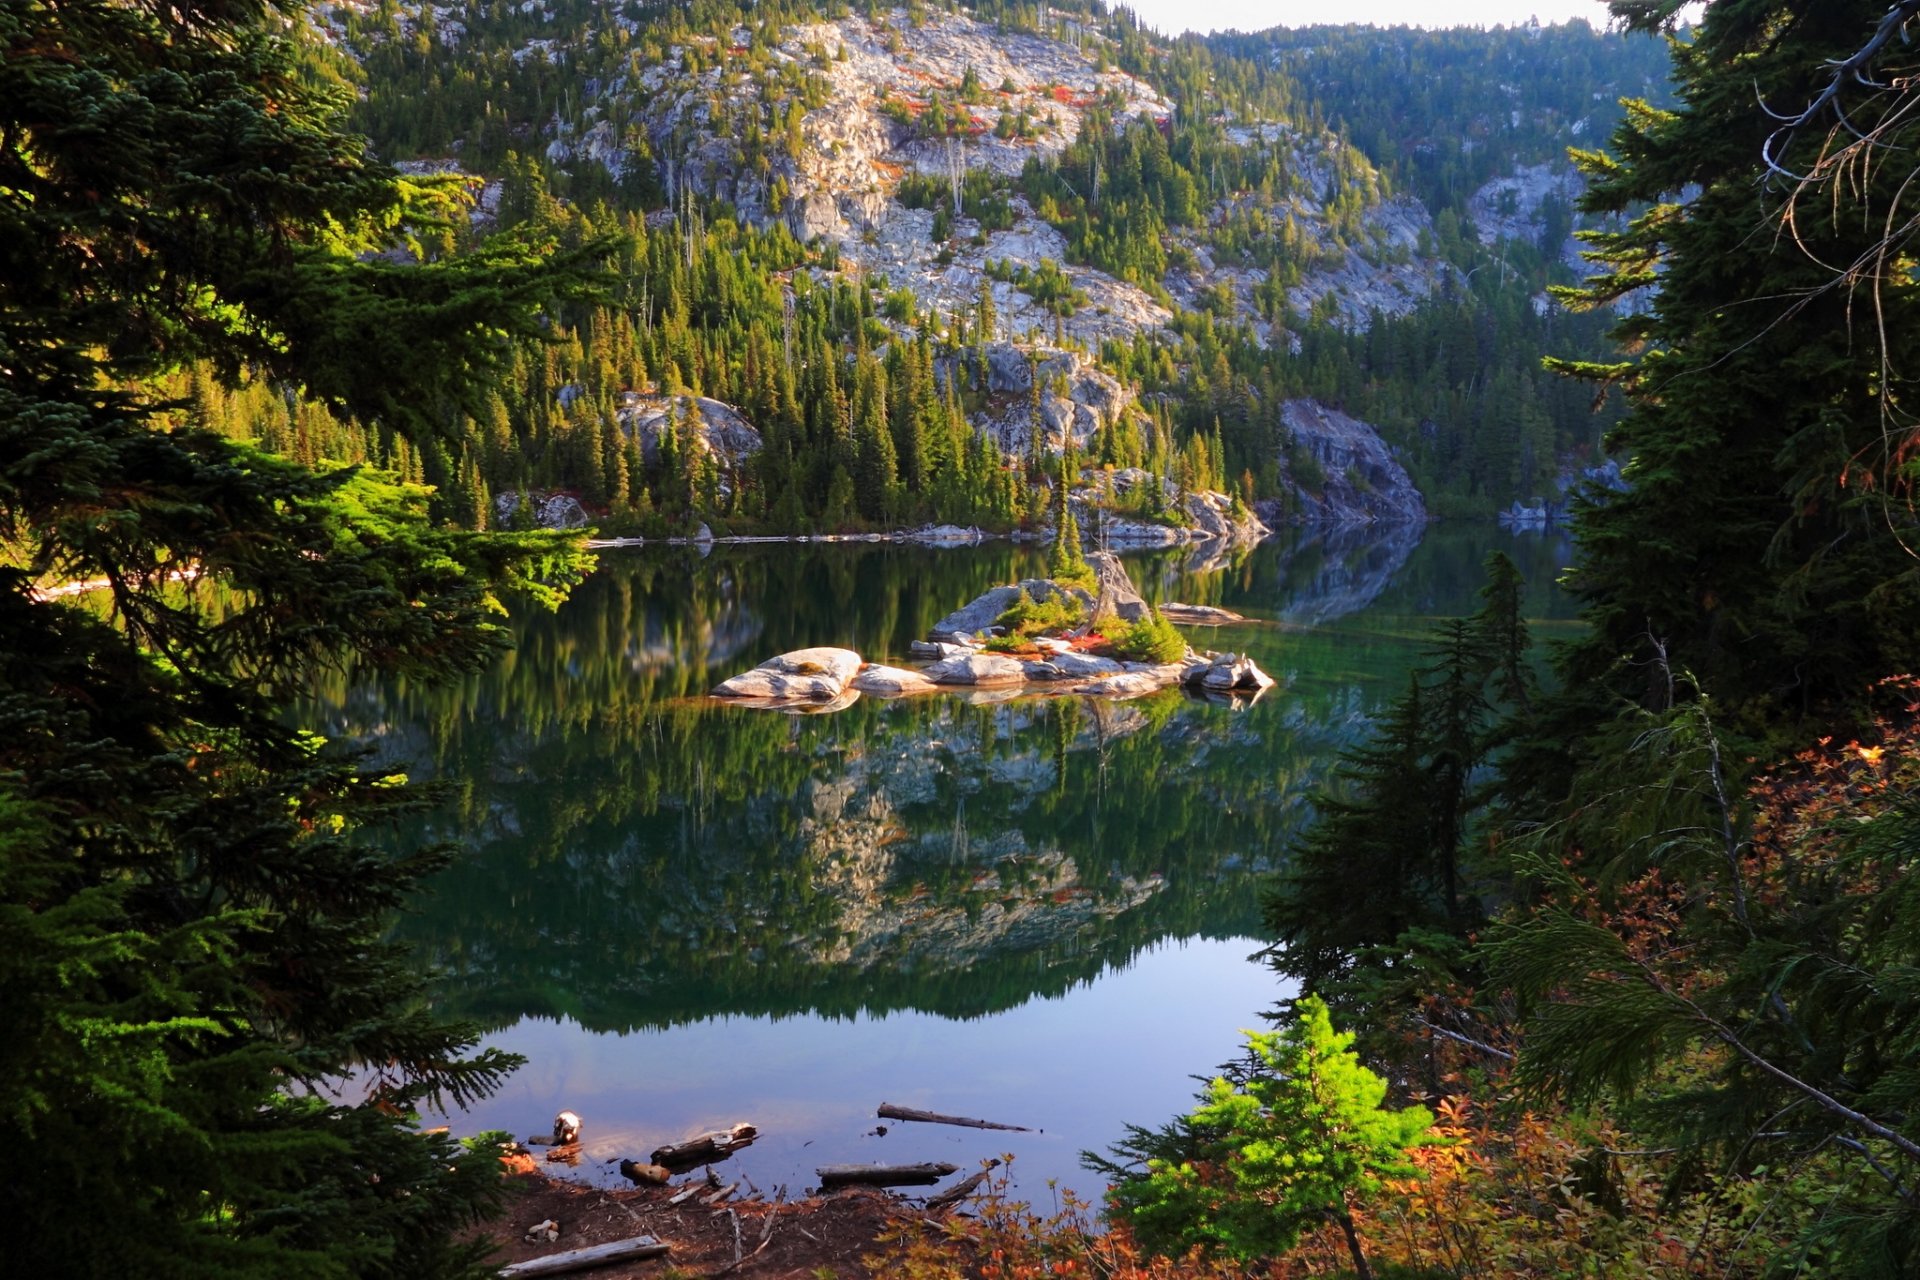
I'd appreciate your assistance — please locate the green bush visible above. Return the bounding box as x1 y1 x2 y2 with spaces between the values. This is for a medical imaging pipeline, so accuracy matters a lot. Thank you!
1105 613 1188 664
996 588 1083 637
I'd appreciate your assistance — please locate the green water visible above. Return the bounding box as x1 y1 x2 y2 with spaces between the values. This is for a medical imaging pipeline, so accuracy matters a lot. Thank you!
317 525 1576 1197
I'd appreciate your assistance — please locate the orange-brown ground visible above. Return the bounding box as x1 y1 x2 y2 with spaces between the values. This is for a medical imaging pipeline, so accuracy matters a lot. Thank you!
477 1162 960 1279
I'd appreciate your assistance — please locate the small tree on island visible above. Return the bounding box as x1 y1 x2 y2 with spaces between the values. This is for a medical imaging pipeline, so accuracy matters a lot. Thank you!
1048 447 1092 587
1105 996 1433 1280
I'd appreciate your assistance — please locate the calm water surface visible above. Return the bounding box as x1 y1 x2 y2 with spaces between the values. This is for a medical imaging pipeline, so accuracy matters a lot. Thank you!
316 524 1576 1198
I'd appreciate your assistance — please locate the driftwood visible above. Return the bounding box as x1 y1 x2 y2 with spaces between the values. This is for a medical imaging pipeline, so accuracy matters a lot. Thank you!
926 1159 1002 1214
1158 602 1245 625
544 1143 583 1165
667 1184 703 1206
651 1123 757 1169
497 1235 669 1278
877 1103 1031 1132
817 1161 959 1188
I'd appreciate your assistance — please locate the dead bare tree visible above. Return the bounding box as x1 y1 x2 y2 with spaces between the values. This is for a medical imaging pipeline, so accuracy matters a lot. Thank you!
1759 1 1920 460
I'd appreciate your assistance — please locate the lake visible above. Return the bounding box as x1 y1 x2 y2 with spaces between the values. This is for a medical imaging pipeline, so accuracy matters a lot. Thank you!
312 523 1576 1201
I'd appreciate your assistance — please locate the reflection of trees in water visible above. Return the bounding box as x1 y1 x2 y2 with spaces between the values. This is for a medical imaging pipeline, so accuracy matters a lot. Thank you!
304 536 1543 1033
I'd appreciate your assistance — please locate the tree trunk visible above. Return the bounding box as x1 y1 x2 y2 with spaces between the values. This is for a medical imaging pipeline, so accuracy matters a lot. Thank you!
1334 1204 1373 1280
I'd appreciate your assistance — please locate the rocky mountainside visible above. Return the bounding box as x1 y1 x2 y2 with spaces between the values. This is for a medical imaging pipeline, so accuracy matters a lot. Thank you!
287 3 1672 530
602 8 1452 346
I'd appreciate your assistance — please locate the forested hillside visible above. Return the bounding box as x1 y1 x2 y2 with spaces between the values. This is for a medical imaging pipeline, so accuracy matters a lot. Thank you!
179 0 1673 532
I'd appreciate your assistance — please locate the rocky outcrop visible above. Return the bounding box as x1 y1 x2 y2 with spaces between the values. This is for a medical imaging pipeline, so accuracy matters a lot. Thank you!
713 647 863 700
930 579 1092 641
710 556 1274 711
1072 671 1166 699
850 664 938 696
902 524 987 545
1085 550 1151 624
1470 162 1588 270
1022 651 1124 681
493 490 592 529
1182 653 1276 693
618 394 763 467
1289 195 1461 333
1267 399 1425 526
949 343 1138 457
1072 469 1270 546
1497 455 1630 529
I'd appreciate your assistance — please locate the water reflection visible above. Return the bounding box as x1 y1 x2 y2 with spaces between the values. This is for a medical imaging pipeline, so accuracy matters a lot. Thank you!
312 526 1573 1190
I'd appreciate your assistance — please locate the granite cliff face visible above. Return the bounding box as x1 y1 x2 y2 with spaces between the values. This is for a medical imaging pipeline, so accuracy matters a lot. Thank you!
1263 399 1426 527
492 6 1457 352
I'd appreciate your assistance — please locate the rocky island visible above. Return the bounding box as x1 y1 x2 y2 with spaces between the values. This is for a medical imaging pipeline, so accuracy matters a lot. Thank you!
711 551 1273 710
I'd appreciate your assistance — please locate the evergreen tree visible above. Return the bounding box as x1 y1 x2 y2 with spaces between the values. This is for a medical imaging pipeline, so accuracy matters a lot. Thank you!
0 0 600 1273
1105 996 1433 1280
1047 448 1089 583
1265 675 1440 997
1548 0 1920 727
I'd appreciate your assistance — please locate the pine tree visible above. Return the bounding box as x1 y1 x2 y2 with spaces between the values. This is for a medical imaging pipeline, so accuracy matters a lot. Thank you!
1047 448 1089 583
1106 996 1433 1279
1264 675 1440 997
1548 0 1920 724
0 1 601 1272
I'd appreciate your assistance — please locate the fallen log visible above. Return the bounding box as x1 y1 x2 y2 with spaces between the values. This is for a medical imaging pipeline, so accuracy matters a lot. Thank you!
817 1161 959 1188
544 1143 583 1165
651 1123 757 1169
497 1235 669 1278
1159 603 1245 625
926 1159 1002 1214
877 1103 1031 1132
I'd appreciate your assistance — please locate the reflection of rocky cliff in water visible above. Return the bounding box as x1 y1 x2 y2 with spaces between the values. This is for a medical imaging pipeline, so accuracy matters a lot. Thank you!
307 535 1522 1035
386 689 1351 1034
1270 521 1424 628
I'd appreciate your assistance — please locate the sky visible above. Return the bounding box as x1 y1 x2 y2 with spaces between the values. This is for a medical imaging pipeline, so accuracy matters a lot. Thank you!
1116 0 1616 35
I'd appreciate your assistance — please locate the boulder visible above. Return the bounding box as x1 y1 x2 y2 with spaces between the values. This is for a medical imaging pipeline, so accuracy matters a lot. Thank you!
1181 652 1276 692
790 187 843 240
904 524 986 544
1101 519 1184 547
921 652 1028 687
618 394 764 468
851 664 938 696
1085 551 1152 625
1073 671 1171 699
910 639 978 659
493 490 592 530
1124 661 1194 684
713 647 863 700
1026 651 1124 680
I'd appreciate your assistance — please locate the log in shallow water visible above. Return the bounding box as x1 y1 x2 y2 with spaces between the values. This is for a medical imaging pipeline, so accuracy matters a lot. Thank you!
816 1161 959 1188
877 1102 1031 1132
